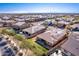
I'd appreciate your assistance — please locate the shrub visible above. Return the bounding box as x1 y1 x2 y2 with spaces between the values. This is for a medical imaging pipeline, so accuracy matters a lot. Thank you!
1 28 7 34
1 29 16 36
14 34 25 41
6 29 16 36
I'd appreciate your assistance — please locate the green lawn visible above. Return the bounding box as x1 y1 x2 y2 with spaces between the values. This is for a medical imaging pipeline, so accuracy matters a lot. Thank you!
14 34 25 41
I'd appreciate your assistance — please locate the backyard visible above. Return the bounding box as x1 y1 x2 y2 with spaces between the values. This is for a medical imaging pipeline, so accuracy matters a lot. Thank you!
0 28 48 56
20 39 48 56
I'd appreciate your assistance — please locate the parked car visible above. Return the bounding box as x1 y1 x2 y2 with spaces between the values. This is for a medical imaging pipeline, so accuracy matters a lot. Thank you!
0 42 7 47
0 37 2 42
2 47 15 56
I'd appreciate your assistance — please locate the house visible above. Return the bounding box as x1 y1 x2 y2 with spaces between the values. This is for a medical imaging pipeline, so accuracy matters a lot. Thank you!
14 18 25 22
36 28 67 50
65 17 74 22
0 24 3 27
2 20 16 27
12 22 32 33
55 18 63 21
2 16 11 20
61 32 79 56
0 18 4 23
43 19 56 26
70 24 79 31
0 18 16 27
22 25 47 38
25 18 46 22
31 21 44 26
57 20 70 29
0 18 4 27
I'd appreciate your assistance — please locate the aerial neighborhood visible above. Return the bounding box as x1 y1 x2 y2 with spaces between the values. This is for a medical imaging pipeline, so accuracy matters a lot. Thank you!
0 13 79 56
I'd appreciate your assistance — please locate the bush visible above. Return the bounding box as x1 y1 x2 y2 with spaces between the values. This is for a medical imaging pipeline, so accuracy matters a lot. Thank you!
6 29 16 36
1 29 16 36
14 34 25 41
1 28 7 34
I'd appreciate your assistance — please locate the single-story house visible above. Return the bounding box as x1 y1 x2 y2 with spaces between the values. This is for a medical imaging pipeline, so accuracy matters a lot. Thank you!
3 20 16 27
0 20 4 27
0 19 16 27
61 32 79 56
14 18 25 22
12 22 32 33
57 20 70 29
31 21 44 26
43 19 56 26
25 18 46 22
70 24 79 31
36 28 67 50
0 24 3 27
55 18 63 21
22 25 47 38
2 16 11 20
64 17 74 22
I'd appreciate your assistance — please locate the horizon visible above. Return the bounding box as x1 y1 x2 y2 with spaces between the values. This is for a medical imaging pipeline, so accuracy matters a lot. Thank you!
0 3 79 13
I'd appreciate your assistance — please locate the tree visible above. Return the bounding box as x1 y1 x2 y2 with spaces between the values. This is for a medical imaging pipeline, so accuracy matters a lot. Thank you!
1 29 16 36
6 29 16 36
1 28 7 34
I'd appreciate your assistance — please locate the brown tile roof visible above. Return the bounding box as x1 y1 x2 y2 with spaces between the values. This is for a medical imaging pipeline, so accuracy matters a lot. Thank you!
71 24 79 28
13 22 25 26
61 32 79 56
23 25 46 34
37 28 66 45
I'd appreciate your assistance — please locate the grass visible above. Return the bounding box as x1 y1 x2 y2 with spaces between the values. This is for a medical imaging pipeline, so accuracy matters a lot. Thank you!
14 34 25 41
20 39 48 56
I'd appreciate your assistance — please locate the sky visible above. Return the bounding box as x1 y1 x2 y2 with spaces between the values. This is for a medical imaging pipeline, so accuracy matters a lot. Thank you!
0 3 79 13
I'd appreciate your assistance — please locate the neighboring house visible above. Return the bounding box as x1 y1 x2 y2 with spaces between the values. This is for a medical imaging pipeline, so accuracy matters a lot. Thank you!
31 21 44 26
0 18 4 23
2 20 16 27
43 19 56 26
22 25 47 38
65 17 74 22
57 20 70 29
2 16 11 20
12 22 32 33
14 18 25 22
55 18 63 21
0 19 16 27
0 19 4 27
0 23 3 27
71 24 79 31
61 32 79 56
25 18 46 22
36 28 67 50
